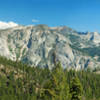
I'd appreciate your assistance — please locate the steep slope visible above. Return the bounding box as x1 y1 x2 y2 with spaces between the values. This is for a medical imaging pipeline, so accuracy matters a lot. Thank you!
0 24 100 70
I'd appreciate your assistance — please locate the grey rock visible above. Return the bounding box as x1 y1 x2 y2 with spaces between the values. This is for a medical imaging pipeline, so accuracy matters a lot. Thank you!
0 24 100 71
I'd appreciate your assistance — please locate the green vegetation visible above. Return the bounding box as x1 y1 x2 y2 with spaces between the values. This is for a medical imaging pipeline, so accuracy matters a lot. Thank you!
15 46 22 59
70 43 100 58
70 76 83 100
16 49 20 59
22 48 26 56
69 34 100 58
7 34 11 43
0 56 100 100
69 34 80 43
41 62 70 100
8 45 13 53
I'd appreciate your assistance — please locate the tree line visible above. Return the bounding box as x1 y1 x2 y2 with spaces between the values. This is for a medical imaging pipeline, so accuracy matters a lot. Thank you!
0 56 100 100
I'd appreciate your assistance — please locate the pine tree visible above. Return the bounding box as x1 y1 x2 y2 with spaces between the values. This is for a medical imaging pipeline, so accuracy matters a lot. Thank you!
70 76 83 100
41 62 70 100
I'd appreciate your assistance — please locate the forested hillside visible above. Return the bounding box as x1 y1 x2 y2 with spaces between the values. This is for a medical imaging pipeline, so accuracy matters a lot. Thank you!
0 56 100 100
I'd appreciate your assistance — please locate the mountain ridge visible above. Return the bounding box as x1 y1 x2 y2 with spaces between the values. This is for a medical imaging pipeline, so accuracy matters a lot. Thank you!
0 24 100 71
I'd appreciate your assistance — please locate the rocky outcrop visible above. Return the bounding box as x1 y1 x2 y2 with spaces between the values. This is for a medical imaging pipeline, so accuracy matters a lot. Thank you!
0 24 100 70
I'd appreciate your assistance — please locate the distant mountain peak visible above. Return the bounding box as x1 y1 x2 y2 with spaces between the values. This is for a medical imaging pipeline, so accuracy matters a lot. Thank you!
0 24 100 71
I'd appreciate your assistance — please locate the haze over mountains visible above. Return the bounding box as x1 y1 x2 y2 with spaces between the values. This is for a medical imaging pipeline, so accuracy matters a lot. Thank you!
0 23 100 71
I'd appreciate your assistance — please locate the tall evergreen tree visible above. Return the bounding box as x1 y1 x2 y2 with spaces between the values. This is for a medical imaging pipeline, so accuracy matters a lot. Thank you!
70 76 83 100
41 62 70 100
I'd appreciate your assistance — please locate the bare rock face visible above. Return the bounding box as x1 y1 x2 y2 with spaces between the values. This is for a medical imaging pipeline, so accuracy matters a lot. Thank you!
0 24 100 70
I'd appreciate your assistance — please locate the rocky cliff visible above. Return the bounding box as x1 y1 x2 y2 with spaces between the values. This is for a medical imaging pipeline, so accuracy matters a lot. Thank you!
0 24 100 70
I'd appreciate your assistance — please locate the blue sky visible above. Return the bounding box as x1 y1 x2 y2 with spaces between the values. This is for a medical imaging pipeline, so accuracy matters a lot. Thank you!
0 0 100 32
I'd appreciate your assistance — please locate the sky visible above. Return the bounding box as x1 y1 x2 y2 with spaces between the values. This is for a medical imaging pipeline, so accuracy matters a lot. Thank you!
0 0 100 32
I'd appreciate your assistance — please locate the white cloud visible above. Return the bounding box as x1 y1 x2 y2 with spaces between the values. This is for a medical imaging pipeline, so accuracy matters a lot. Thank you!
32 19 39 23
0 21 18 29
